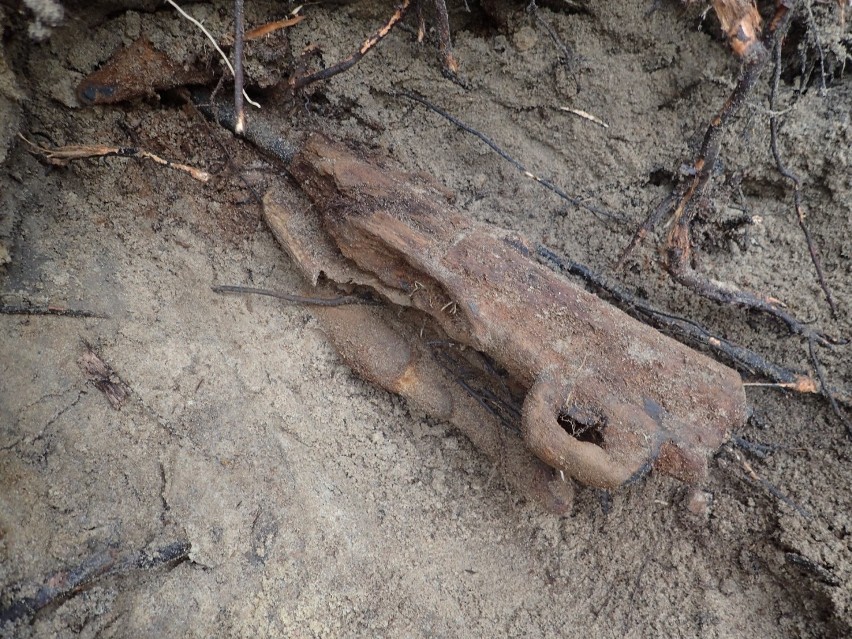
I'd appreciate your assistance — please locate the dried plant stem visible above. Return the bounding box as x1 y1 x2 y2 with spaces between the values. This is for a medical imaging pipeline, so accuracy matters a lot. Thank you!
165 0 260 109
20 135 210 182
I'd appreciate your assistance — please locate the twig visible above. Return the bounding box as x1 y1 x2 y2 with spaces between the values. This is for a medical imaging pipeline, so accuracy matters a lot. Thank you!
558 107 608 128
79 341 131 410
20 135 210 182
289 0 411 91
432 0 459 74
729 446 811 519
808 337 852 437
415 0 426 42
233 0 246 134
165 0 260 109
731 434 784 459
394 89 624 222
211 284 379 307
527 1 577 73
0 304 107 318
785 552 841 586
768 39 837 317
0 540 190 625
615 193 676 269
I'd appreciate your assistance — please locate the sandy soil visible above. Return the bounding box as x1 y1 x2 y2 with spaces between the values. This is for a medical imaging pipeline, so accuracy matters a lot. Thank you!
1 0 850 636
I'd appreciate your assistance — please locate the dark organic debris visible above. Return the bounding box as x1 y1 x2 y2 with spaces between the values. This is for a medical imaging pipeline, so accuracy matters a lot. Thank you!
0 304 106 318
78 342 131 410
0 540 190 625
785 552 841 587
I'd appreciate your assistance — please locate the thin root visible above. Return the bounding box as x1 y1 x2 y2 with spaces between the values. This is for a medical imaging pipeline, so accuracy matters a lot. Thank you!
395 89 624 222
537 244 851 411
165 0 260 109
289 0 411 91
768 39 837 317
618 3 841 348
20 135 210 182
728 445 811 519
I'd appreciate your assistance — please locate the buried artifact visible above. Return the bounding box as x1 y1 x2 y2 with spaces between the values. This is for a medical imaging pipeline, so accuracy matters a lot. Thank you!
253 133 749 512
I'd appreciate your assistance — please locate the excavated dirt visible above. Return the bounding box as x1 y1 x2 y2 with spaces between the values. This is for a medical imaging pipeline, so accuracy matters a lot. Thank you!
1 1 850 636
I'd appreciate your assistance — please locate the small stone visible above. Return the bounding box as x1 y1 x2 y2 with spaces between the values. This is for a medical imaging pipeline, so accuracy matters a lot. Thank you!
513 26 538 52
685 489 713 518
719 577 740 596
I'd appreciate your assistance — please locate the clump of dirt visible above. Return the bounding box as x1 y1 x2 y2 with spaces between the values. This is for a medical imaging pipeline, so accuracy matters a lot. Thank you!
1 1 850 637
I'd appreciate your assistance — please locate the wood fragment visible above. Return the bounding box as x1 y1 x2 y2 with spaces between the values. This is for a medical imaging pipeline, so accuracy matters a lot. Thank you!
76 37 209 105
711 0 764 58
245 14 304 40
279 133 749 490
20 135 210 182
558 106 609 128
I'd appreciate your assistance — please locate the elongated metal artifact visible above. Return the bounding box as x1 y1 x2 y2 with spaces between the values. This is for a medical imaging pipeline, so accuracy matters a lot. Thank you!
262 133 748 499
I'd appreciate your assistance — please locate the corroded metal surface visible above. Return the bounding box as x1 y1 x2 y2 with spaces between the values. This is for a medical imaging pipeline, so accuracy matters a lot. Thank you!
269 133 748 502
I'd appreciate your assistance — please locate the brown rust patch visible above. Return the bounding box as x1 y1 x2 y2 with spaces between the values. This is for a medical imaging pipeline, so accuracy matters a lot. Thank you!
77 38 210 106
269 132 748 497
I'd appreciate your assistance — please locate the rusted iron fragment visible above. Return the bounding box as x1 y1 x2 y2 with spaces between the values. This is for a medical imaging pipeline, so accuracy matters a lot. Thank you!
77 37 209 106
265 184 573 513
273 133 748 495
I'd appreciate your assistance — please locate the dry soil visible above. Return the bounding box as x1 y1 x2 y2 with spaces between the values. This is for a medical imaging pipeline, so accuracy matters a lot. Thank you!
1 1 850 637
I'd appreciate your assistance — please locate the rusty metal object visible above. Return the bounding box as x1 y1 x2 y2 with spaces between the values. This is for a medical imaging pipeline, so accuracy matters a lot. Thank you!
264 183 574 513
264 133 748 503
77 38 210 106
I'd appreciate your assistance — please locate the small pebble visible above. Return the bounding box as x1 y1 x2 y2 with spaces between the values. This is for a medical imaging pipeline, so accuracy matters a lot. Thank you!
513 26 538 52
685 488 713 518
